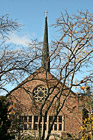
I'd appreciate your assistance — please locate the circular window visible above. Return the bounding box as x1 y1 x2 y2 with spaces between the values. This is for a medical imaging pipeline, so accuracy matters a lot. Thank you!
33 86 48 102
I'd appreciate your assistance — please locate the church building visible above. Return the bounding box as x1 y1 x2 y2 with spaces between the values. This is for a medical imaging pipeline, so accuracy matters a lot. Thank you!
7 14 87 140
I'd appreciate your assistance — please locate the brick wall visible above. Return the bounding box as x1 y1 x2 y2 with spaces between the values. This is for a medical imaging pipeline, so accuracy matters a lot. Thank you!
7 68 83 139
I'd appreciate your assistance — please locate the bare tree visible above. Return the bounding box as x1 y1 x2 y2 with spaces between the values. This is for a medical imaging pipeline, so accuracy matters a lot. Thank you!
0 15 43 139
6 11 93 140
0 15 42 95
38 10 93 140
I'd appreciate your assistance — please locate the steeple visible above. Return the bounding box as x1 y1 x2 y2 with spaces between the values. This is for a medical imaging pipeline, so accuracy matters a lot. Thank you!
42 12 50 72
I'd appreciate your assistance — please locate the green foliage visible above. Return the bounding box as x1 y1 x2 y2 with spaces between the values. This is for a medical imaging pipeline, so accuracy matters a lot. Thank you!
0 97 14 140
22 135 41 140
21 133 75 140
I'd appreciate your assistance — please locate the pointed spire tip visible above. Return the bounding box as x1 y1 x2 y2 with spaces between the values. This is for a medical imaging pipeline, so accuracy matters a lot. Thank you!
45 11 48 18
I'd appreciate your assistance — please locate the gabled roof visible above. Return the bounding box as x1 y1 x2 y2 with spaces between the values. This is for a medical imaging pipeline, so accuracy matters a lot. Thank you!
6 67 76 97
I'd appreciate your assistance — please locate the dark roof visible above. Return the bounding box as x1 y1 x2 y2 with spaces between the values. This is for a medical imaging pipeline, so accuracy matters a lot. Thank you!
41 15 50 72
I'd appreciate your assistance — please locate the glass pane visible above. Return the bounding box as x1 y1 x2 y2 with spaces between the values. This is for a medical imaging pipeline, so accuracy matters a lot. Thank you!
59 116 62 122
24 116 27 122
29 116 32 122
49 123 53 130
24 124 27 130
54 124 57 130
44 124 47 130
40 124 42 130
19 116 23 122
34 124 38 130
54 117 57 122
44 116 47 122
34 116 38 122
38 91 44 97
29 124 31 130
49 116 53 122
59 124 62 130
82 108 89 120
39 117 42 122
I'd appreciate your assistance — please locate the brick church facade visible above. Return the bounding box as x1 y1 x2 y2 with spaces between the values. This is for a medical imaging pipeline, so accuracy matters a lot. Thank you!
7 14 87 139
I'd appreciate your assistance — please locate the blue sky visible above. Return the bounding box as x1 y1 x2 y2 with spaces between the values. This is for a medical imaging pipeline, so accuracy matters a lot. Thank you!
0 0 93 45
0 0 93 94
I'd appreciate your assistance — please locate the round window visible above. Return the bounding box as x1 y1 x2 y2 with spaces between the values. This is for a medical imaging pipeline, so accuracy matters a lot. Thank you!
33 86 48 102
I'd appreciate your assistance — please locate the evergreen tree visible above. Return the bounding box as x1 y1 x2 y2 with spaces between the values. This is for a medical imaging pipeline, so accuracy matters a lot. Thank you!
0 97 14 140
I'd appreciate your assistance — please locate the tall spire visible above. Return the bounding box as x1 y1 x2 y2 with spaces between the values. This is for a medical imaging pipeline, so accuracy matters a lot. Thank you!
42 11 50 72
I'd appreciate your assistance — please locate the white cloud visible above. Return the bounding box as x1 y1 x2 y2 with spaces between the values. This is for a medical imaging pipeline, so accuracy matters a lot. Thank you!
6 33 31 47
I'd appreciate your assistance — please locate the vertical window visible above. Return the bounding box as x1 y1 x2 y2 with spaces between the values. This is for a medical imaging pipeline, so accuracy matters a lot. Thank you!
24 124 27 130
49 123 53 130
24 116 27 122
29 124 31 130
54 124 57 130
59 124 62 130
19 116 23 122
40 117 42 122
82 108 89 120
49 116 53 122
59 116 62 122
44 124 47 130
34 116 38 122
45 116 47 122
29 116 32 122
54 117 57 122
40 124 42 130
34 124 38 130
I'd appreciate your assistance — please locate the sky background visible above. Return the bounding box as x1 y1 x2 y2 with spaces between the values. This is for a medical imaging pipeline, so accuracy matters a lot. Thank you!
0 0 93 94
0 0 93 45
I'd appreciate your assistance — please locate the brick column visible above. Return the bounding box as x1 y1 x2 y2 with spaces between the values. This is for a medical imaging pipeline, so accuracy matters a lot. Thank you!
53 123 54 131
42 116 44 131
62 115 65 131
47 115 49 131
57 116 59 131
32 115 34 130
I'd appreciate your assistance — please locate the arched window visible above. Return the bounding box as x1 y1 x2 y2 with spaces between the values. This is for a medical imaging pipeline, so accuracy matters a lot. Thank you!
82 108 89 120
